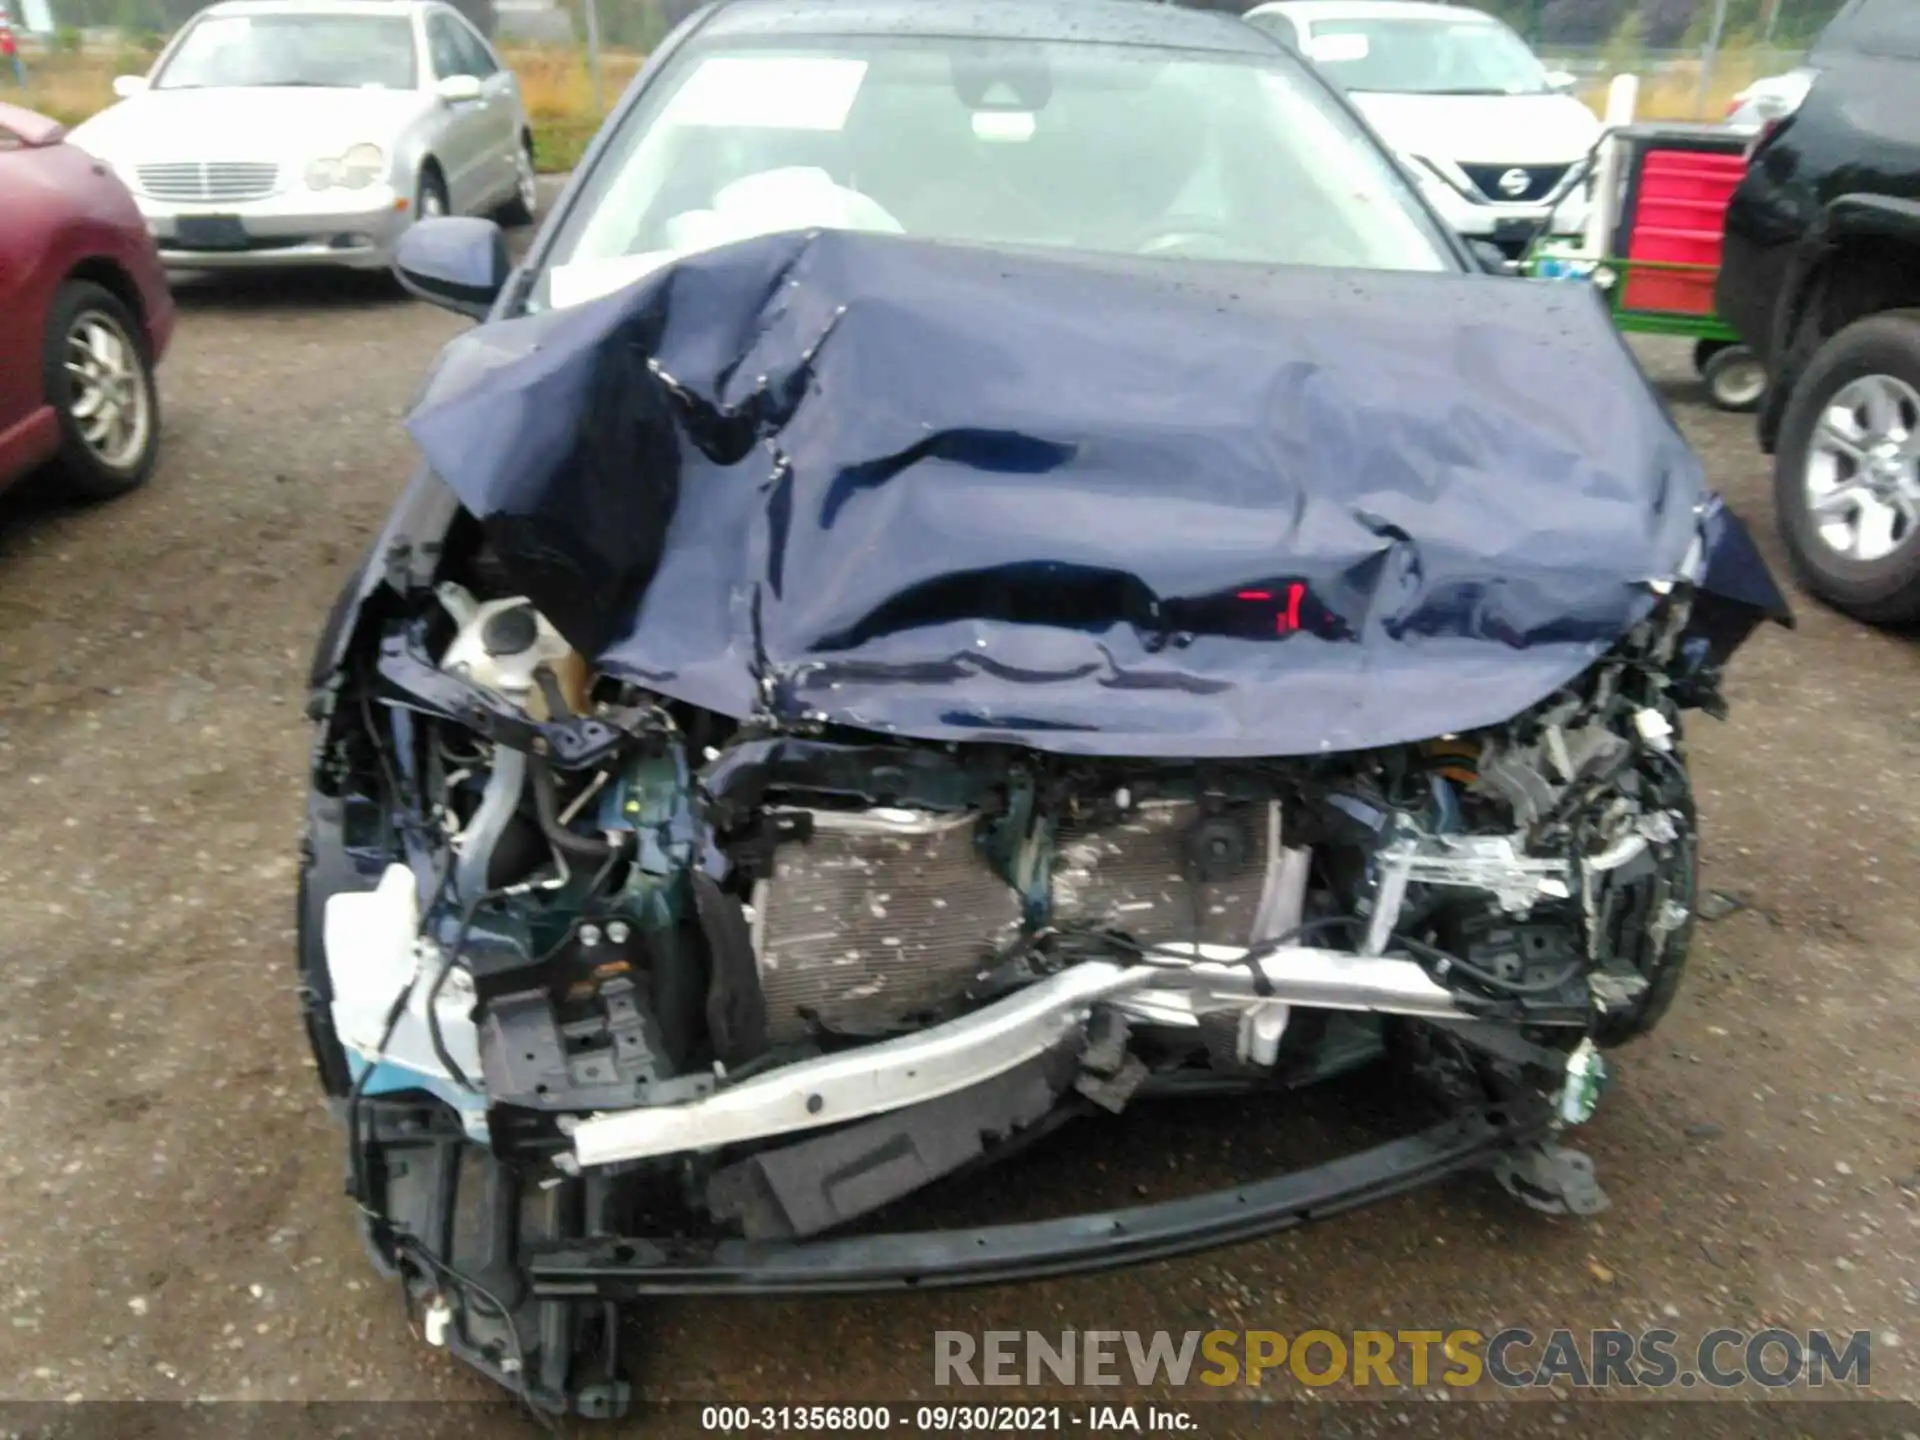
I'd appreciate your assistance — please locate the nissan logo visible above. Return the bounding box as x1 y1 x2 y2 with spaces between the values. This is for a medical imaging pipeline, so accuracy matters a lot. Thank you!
1496 167 1532 199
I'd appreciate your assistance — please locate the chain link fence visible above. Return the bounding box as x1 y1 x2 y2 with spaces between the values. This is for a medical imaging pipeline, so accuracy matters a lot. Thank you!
1502 0 1840 48
16 0 1854 48
8 0 1856 132
1502 0 1844 118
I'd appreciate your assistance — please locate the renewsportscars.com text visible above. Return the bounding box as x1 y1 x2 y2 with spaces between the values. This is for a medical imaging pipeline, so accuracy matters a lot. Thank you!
933 1328 1871 1391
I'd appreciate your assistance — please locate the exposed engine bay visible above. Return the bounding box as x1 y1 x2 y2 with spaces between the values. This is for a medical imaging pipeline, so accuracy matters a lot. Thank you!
298 228 1793 1415
302 529 1736 1415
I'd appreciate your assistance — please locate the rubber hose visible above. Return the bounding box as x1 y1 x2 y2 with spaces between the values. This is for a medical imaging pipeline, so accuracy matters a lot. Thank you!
530 751 619 858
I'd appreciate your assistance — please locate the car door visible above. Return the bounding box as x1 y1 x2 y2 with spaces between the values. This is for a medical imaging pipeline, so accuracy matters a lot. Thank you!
0 129 57 483
424 10 493 211
448 14 519 205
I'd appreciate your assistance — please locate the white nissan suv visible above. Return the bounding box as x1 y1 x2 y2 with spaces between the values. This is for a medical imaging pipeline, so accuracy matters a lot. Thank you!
1245 0 1598 256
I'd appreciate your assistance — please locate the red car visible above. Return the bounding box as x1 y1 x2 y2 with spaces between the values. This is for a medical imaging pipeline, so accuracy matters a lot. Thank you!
0 101 174 500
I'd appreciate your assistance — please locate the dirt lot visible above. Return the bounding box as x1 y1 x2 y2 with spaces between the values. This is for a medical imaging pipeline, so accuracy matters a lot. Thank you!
1 223 1917 1426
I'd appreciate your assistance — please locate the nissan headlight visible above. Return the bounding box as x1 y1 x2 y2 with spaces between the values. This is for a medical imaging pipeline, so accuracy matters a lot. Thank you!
306 143 385 191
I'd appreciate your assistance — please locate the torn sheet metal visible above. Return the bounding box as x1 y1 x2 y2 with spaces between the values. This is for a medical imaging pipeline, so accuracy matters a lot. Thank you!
406 228 1777 757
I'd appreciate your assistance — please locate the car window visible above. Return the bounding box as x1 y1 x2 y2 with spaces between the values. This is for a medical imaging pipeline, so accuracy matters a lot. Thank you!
153 11 417 90
1245 11 1301 47
450 15 499 77
1813 0 1920 60
534 35 1455 310
427 14 473 79
1302 16 1552 95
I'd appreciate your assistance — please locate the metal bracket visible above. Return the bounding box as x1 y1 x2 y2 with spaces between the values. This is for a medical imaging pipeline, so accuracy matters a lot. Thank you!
1364 834 1574 954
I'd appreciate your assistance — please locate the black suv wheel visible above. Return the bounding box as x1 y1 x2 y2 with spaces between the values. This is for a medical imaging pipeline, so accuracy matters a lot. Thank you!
1773 310 1920 625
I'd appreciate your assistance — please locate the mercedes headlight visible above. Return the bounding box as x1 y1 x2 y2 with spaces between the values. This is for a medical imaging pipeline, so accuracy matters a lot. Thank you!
306 143 385 191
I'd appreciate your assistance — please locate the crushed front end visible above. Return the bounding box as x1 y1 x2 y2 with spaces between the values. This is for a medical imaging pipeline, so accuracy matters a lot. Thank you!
298 231 1789 1414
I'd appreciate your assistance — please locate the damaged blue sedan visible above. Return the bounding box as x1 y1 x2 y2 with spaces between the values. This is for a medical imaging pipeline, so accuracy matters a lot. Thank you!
299 0 1790 1415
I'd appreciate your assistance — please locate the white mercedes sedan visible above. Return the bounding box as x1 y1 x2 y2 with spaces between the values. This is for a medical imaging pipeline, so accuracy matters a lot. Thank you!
66 0 536 272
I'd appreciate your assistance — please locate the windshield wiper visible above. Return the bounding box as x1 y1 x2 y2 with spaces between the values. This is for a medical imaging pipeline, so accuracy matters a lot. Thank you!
1421 86 1537 96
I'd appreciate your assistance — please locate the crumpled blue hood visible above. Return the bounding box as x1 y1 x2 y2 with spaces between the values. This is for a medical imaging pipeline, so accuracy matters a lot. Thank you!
405 228 1752 757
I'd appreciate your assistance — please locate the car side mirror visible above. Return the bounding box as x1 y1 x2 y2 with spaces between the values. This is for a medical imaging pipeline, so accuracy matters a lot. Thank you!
111 75 149 99
394 216 509 320
436 73 484 104
1545 69 1578 94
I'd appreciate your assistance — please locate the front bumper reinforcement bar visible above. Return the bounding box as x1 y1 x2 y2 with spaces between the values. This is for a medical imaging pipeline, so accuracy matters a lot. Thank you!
567 946 1473 1168
531 1096 1551 1298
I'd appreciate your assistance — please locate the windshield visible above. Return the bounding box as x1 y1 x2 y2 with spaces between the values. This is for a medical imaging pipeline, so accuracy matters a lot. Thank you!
154 12 418 90
533 36 1453 311
1304 16 1551 95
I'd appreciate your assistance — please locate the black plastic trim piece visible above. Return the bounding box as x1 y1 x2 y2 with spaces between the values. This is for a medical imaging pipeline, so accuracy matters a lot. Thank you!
528 1097 1551 1299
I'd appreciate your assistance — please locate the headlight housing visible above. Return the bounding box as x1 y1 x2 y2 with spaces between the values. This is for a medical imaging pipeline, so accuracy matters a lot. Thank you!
306 143 386 191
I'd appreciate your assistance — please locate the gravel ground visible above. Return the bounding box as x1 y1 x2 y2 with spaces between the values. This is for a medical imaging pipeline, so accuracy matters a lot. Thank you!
1 211 1917 1426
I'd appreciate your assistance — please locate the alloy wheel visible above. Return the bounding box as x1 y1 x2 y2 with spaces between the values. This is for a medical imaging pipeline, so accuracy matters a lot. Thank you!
1804 373 1920 563
64 311 151 473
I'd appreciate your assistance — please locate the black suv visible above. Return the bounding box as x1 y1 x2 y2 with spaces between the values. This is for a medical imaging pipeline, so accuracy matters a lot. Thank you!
1718 0 1920 625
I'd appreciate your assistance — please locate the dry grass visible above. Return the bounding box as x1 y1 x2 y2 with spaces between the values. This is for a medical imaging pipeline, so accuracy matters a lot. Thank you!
16 44 644 171
16 51 127 128
19 41 1764 172
1579 53 1766 123
512 44 643 121
510 44 645 169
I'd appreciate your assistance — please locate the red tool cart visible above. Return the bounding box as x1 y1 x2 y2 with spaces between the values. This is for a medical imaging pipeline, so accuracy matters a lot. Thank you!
1527 121 1766 413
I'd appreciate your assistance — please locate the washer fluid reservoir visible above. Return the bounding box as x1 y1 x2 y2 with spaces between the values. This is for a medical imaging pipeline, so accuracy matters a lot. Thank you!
436 582 590 719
